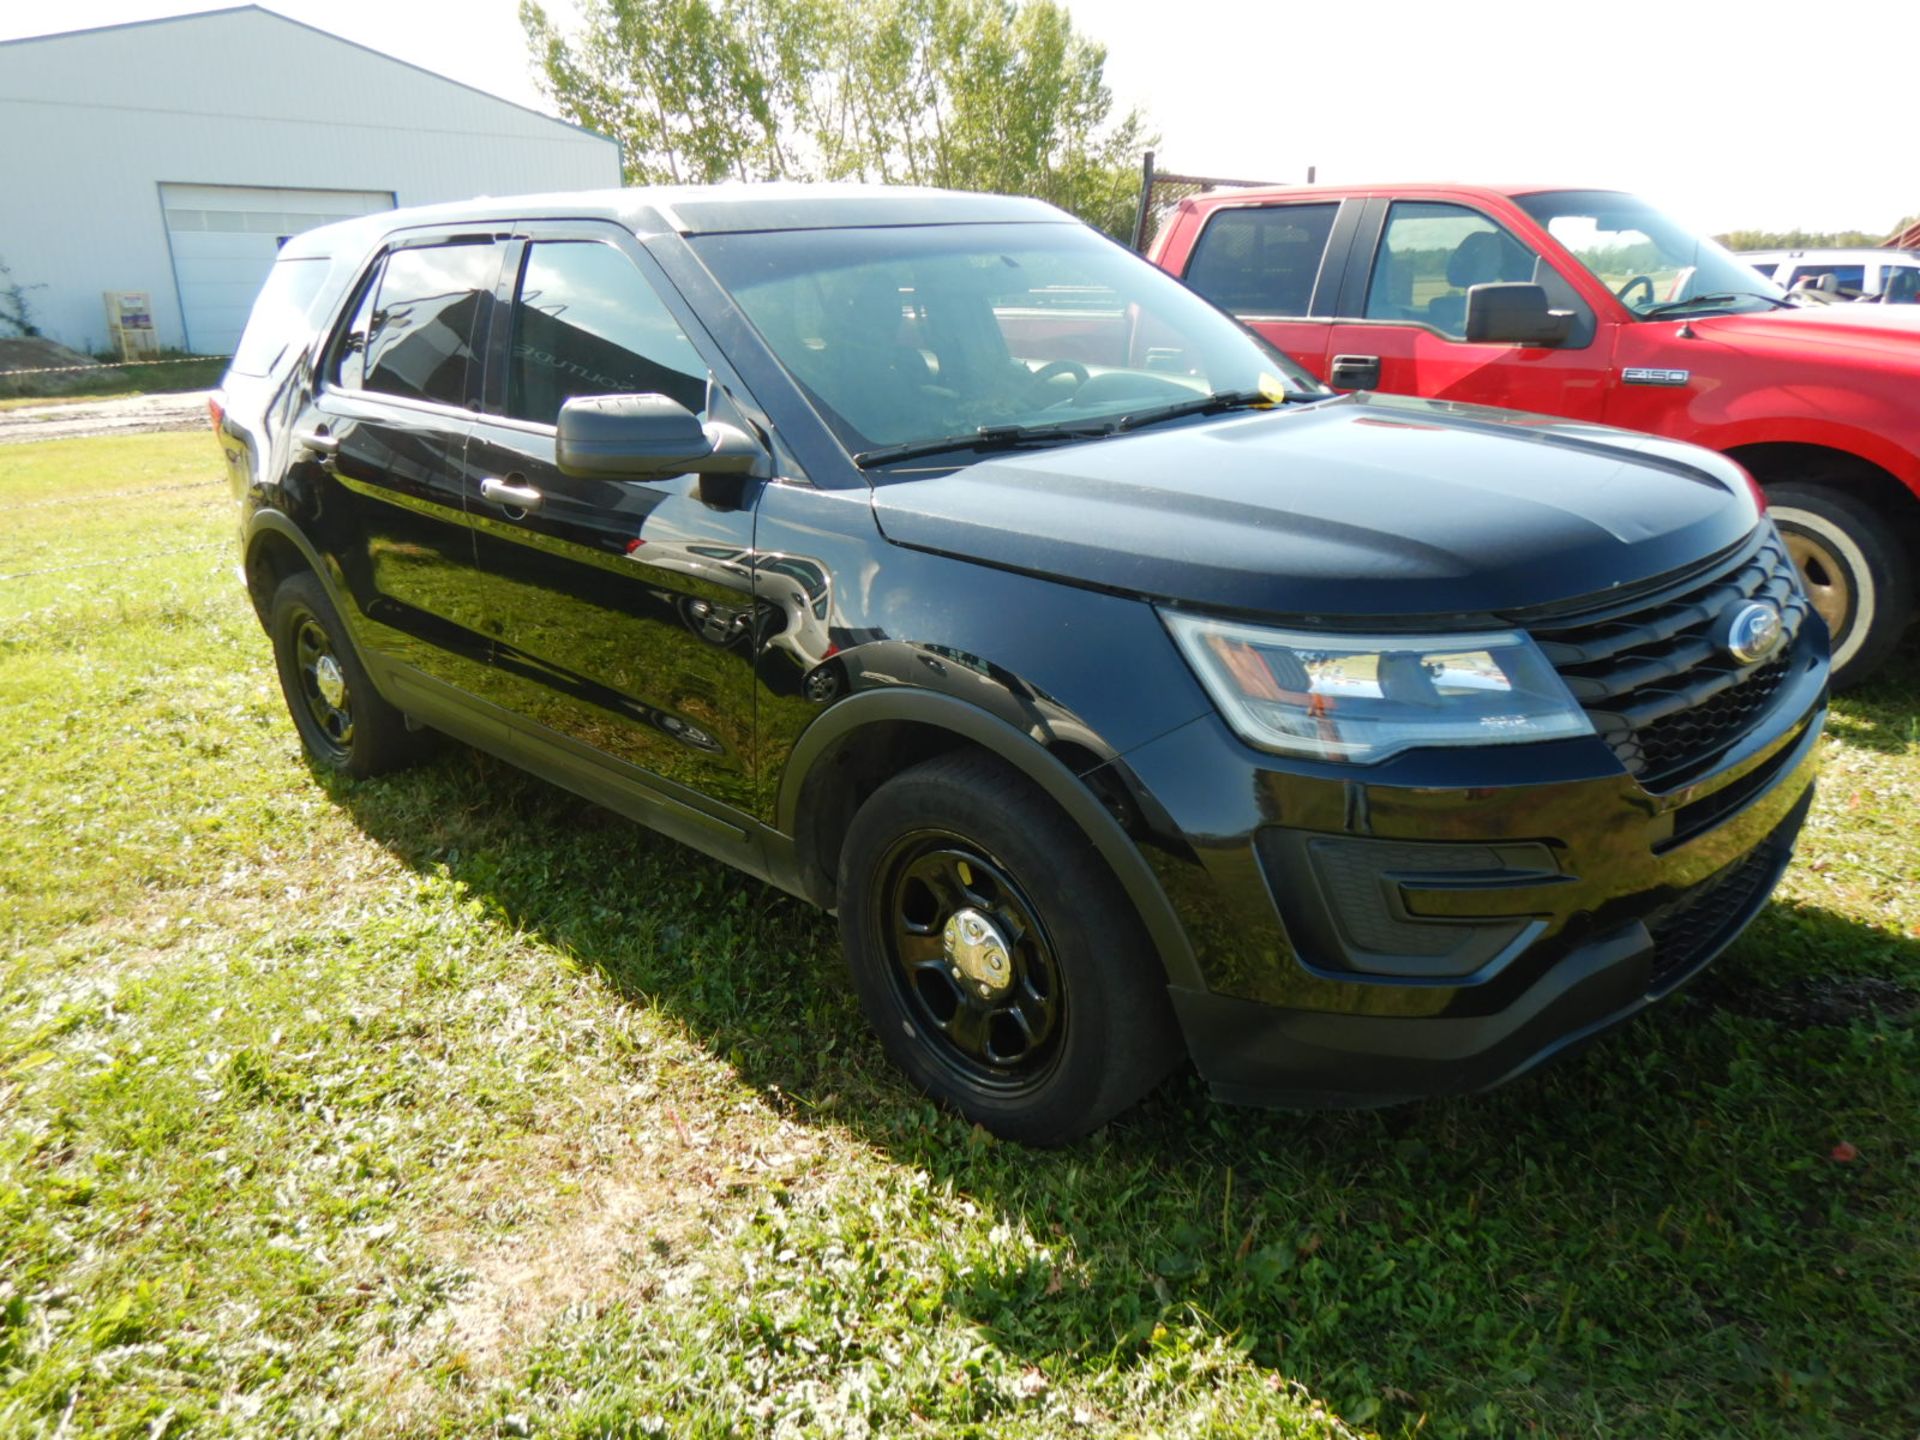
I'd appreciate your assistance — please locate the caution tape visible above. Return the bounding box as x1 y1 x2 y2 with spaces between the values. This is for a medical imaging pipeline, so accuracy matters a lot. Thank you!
0 356 230 378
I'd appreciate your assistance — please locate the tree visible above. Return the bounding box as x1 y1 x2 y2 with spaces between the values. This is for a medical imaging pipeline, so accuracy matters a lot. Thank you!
0 255 42 339
1714 226 1902 252
520 0 1151 235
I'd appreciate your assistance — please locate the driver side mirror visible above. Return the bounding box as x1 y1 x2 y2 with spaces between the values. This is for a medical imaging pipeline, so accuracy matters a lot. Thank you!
1464 283 1574 347
556 393 770 483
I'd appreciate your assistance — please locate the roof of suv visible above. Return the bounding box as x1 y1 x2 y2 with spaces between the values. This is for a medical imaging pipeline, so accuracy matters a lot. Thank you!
1736 247 1920 264
280 183 1069 258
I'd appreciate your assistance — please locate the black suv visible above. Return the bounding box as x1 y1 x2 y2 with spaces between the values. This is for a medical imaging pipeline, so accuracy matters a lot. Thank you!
215 186 1828 1144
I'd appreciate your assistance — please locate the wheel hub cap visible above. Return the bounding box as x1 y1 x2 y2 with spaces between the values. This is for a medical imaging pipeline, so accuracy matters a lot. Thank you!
1780 530 1851 638
313 654 347 709
943 906 1012 999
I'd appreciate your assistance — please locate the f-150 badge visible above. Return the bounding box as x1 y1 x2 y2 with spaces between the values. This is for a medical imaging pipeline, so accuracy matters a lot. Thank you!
1623 367 1691 386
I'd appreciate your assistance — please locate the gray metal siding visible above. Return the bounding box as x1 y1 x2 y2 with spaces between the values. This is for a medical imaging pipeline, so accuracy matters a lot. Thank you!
0 7 620 354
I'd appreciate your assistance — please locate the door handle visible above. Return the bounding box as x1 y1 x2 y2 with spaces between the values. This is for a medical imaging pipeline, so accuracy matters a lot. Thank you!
480 477 544 513
292 425 338 456
1329 354 1381 390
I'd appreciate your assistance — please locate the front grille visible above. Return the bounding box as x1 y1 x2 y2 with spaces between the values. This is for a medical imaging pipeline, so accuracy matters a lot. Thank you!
1643 842 1781 991
1529 533 1808 789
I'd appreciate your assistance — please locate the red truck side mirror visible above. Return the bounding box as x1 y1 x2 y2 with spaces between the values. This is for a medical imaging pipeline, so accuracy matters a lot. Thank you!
1464 283 1575 347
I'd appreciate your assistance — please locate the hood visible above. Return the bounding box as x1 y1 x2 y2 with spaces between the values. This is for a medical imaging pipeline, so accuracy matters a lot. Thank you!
869 393 1761 622
1688 302 1920 361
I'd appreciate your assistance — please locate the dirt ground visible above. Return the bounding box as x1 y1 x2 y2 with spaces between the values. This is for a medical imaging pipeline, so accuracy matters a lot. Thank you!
0 389 214 444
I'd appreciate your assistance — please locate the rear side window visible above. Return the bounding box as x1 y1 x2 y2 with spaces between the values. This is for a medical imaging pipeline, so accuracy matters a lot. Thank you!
1790 262 1866 291
1182 203 1338 318
229 257 328 376
1747 260 1778 280
506 241 709 425
360 243 501 407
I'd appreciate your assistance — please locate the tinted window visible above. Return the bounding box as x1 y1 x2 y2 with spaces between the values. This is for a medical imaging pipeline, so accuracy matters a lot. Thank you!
1884 267 1920 304
1792 263 1867 291
1182 203 1338 317
230 257 328 376
332 275 380 392
507 242 708 425
1365 202 1538 339
1747 260 1778 279
362 243 500 407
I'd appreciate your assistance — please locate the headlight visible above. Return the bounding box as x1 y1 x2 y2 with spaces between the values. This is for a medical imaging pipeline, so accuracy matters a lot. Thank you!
1161 611 1594 764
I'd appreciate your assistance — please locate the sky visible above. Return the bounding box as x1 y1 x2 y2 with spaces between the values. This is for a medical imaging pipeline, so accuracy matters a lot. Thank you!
2 0 1911 237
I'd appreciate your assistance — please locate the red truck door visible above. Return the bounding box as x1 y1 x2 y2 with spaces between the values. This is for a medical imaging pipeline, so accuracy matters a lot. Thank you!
1163 198 1355 383
1321 199 1613 419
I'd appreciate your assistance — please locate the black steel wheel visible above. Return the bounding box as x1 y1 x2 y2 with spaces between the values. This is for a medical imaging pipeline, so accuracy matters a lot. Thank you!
290 610 354 759
269 572 426 778
873 833 1065 1092
838 749 1182 1145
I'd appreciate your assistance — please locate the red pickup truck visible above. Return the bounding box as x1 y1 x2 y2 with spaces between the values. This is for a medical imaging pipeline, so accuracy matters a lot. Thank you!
1149 184 1919 684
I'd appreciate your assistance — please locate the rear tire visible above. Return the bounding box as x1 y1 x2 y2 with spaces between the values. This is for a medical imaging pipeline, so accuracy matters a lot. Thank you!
837 749 1182 1146
1767 482 1913 688
268 572 426 779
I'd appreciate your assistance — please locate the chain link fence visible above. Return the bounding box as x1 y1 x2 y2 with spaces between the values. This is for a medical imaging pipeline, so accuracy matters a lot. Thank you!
1129 151 1308 253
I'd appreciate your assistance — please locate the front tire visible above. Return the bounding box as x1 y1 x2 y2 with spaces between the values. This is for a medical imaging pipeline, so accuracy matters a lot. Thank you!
837 750 1182 1145
268 571 425 778
1767 482 1913 688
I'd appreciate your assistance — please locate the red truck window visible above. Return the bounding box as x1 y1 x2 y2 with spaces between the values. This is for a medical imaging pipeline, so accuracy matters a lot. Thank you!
1183 203 1338 318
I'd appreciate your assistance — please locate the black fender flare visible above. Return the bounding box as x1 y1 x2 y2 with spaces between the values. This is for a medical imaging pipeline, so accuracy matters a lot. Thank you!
242 509 391 690
776 688 1202 990
244 508 345 608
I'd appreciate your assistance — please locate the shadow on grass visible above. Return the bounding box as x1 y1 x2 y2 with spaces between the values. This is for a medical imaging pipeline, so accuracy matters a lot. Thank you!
318 616 1920 1433
316 722 1920 1436
1822 628 1920 753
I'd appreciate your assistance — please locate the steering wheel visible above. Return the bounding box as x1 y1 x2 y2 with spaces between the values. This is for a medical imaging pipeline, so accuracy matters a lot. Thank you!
1615 274 1657 308
1027 359 1089 393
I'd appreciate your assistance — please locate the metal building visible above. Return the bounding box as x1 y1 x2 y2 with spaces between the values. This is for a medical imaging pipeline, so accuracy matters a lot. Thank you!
0 6 621 356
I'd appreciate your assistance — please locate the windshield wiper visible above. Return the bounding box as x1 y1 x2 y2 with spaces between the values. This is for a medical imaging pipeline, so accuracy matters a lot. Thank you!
850 388 1281 468
1641 292 1795 318
1113 388 1276 432
852 419 1120 469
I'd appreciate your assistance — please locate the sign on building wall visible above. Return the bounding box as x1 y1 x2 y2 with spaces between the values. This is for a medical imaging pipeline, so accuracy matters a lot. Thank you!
104 290 158 361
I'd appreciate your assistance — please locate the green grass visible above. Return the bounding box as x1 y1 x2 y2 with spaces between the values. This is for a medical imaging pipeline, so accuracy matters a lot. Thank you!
1 431 1915 1439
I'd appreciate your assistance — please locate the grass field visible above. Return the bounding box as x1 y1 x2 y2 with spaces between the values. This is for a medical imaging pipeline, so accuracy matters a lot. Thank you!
1 431 1915 1439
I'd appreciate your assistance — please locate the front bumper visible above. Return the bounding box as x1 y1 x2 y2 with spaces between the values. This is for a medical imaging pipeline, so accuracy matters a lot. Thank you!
1111 628 1827 1108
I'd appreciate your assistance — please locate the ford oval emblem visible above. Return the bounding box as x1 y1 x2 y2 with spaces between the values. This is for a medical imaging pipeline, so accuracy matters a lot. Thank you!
1721 601 1784 666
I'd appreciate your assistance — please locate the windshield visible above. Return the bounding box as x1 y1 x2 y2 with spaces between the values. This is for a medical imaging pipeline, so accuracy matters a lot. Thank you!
1513 190 1790 318
690 222 1321 459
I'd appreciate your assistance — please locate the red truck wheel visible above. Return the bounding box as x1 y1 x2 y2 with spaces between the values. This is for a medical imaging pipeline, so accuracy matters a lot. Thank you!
1767 482 1914 688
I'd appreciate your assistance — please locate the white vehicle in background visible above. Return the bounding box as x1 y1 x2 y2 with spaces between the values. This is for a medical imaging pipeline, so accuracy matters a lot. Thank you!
1739 248 1920 304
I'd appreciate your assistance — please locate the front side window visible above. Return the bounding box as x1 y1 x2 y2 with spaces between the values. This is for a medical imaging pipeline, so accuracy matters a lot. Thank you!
507 241 709 425
1513 191 1788 318
1364 202 1541 339
691 222 1321 457
361 243 501 407
1883 267 1920 304
1182 203 1339 318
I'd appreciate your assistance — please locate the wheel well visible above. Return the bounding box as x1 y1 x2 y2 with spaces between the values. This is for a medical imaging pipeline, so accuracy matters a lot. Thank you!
1730 443 1920 540
792 721 977 905
789 723 1127 910
243 530 311 623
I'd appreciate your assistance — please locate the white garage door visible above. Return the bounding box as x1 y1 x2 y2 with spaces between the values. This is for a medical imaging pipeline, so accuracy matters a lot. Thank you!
162 183 394 355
